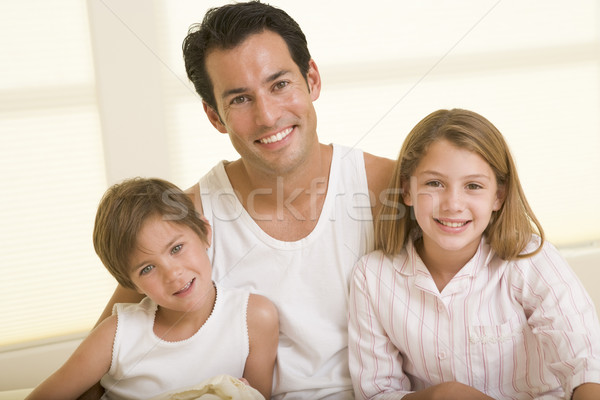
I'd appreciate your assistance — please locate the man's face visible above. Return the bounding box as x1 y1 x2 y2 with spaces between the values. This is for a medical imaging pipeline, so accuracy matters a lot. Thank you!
203 30 321 177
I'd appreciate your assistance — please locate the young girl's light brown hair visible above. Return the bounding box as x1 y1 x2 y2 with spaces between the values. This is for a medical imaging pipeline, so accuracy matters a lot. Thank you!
93 177 209 289
376 108 544 260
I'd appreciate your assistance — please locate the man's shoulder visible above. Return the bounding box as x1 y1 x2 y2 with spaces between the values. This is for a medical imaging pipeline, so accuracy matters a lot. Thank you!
361 151 395 216
184 182 204 215
362 151 395 190
183 159 234 215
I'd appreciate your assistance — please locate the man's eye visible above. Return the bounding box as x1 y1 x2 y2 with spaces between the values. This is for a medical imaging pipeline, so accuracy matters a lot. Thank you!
140 265 154 276
274 81 288 90
172 244 182 254
231 95 248 105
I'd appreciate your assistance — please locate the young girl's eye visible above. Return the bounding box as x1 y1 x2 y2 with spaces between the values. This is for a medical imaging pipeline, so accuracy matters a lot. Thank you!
171 244 182 254
140 265 154 276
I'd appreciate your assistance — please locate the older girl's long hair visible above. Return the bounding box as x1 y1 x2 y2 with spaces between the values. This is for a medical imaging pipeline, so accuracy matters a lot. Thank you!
376 108 544 260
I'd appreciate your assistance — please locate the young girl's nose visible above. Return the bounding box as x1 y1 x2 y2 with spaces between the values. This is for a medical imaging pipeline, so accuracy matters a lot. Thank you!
163 262 183 282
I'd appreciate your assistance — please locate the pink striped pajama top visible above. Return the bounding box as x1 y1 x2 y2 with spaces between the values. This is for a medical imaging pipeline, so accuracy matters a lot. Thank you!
348 235 600 399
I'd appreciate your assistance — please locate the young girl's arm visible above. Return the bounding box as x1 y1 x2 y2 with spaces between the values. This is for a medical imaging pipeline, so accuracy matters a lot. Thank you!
243 293 279 399
25 315 117 400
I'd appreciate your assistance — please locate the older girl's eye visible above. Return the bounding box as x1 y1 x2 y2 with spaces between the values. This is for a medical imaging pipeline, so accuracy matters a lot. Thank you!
466 183 483 190
140 265 154 276
171 244 182 254
425 180 442 188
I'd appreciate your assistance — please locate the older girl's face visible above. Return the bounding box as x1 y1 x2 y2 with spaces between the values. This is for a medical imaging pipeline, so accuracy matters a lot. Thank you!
403 139 504 265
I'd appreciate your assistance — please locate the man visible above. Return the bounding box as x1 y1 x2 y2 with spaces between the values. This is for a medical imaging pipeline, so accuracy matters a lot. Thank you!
97 2 394 399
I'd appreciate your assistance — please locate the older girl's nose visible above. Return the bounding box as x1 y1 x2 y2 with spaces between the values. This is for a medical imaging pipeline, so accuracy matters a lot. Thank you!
441 187 465 212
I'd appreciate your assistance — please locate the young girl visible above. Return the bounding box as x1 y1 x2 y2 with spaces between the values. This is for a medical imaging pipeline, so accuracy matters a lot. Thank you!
348 109 600 399
26 178 278 400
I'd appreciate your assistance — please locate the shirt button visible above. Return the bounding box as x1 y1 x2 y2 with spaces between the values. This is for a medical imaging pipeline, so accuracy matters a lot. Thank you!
438 351 447 360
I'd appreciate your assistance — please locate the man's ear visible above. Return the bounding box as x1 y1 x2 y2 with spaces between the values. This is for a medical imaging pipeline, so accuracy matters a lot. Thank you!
306 59 322 101
202 101 227 133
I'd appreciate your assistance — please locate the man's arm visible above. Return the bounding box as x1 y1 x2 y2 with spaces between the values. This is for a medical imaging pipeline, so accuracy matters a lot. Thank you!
95 285 144 327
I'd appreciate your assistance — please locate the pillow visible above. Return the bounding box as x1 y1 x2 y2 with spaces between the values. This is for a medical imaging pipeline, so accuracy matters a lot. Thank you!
149 374 264 400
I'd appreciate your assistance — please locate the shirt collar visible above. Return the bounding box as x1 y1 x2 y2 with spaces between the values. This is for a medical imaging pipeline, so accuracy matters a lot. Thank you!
394 233 495 280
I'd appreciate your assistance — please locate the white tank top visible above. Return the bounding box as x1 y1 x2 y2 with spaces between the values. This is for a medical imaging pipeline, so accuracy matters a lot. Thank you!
100 284 249 400
200 144 374 399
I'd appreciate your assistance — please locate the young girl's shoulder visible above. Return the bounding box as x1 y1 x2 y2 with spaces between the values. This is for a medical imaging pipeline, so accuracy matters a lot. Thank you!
247 293 278 326
111 296 157 320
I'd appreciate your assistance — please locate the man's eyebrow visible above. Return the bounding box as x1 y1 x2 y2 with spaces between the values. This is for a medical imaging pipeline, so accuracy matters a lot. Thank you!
221 86 248 99
220 70 291 100
266 69 289 83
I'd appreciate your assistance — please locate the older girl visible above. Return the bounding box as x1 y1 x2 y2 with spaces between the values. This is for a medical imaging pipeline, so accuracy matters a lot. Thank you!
349 109 600 399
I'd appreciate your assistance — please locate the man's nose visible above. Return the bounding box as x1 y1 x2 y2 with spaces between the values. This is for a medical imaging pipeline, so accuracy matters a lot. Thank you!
254 94 280 127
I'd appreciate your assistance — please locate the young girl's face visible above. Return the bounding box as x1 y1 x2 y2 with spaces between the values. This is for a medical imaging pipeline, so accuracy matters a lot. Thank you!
128 215 214 313
404 139 504 263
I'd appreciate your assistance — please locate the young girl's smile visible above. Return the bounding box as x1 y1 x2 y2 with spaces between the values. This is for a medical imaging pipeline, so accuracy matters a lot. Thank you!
404 139 504 268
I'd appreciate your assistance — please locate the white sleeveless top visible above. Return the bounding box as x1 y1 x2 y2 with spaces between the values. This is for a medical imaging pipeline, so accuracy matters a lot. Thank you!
199 144 374 399
100 284 249 400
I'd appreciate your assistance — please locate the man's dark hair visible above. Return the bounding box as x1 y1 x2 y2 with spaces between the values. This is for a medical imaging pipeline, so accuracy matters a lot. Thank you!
182 1 311 113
